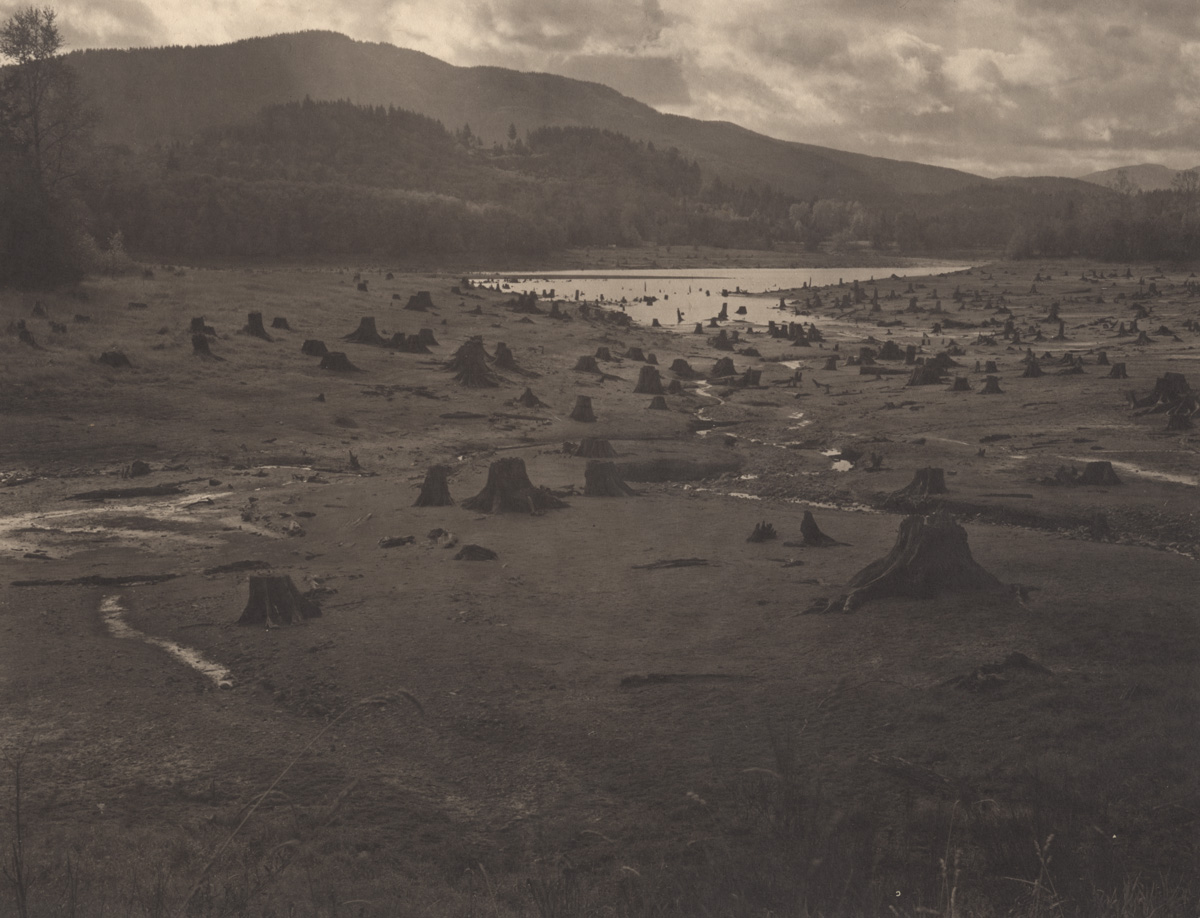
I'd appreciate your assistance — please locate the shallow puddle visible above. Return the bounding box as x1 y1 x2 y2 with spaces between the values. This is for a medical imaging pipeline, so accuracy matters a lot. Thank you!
101 595 233 689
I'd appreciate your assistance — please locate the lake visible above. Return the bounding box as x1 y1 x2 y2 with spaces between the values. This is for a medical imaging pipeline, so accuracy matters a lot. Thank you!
470 264 974 330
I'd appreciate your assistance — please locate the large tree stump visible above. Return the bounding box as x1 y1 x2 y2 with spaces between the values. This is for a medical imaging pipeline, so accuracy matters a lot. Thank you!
190 316 215 336
710 357 736 379
242 312 273 341
271 317 291 330
823 356 839 371
573 437 617 458
666 379 685 395
414 465 454 506
238 575 321 626
669 358 701 379
625 347 646 361
633 365 665 394
746 521 776 542
1021 359 1043 378
493 342 535 376
192 334 222 359
799 511 843 547
584 461 638 497
417 328 439 347
569 395 597 422
343 316 386 346
1077 461 1122 486
647 396 669 410
461 457 568 514
891 467 948 501
301 339 328 357
825 510 1005 612
446 338 499 387
594 346 614 361
948 376 971 392
1096 350 1109 366
319 352 359 371
574 355 602 373
713 329 734 351
980 375 1004 394
404 291 434 311
907 365 944 386
1108 363 1128 379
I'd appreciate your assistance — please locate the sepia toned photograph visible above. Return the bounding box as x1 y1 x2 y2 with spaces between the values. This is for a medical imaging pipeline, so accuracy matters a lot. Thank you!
1 1 1197 915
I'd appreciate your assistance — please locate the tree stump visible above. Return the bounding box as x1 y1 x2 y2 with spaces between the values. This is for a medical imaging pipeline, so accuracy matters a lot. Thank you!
493 341 534 375
192 334 222 359
573 437 617 458
319 352 359 371
461 457 568 514
98 350 131 368
746 521 776 542
584 461 638 497
301 339 328 357
515 387 548 409
446 338 499 387
1077 461 1122 486
417 328 439 347
892 467 948 500
18 328 40 348
984 360 998 373
404 291 434 311
414 465 454 506
455 544 498 561
238 575 321 626
1096 350 1109 366
242 312 273 341
633 365 665 394
271 317 291 330
949 376 971 392
823 356 839 371
666 379 684 395
825 510 1005 612
906 365 943 386
647 396 669 410
569 395 597 422
1108 363 1128 379
799 511 842 547
625 347 646 361
343 316 386 346
594 346 614 361
1021 359 1043 378
713 330 734 351
980 375 1004 394
670 358 700 379
645 352 658 365
574 355 601 373
189 316 215 336
710 357 736 379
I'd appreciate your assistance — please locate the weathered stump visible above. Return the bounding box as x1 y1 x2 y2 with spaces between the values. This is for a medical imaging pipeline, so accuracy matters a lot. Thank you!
446 338 499 387
573 437 617 458
192 334 222 359
907 365 943 386
414 465 454 506
670 358 701 379
633 365 665 394
647 396 669 410
594 346 614 361
238 575 321 626
980 375 1004 394
461 457 568 514
515 387 548 409
892 467 948 500
1096 351 1109 366
98 350 131 368
271 317 291 330
242 312 273 341
710 357 736 379
1077 461 1122 486
625 347 646 361
405 291 435 311
574 355 601 373
343 317 386 346
584 461 639 497
746 521 776 542
455 544 498 561
189 316 215 336
301 339 328 357
949 376 971 392
319 352 359 372
824 510 1005 612
1108 363 1128 379
1021 360 1043 378
823 356 839 371
417 328 439 347
569 395 597 422
800 511 842 547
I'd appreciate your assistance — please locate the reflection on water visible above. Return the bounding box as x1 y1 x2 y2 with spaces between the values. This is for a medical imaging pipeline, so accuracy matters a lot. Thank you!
473 264 972 329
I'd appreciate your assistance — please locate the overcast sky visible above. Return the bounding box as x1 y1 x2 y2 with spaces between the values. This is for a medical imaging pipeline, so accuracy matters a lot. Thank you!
14 0 1200 178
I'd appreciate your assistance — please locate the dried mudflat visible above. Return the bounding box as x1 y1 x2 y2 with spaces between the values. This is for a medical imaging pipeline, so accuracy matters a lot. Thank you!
0 258 1197 915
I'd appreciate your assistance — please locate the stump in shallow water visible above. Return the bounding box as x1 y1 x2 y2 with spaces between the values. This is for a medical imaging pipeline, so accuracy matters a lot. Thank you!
343 316 386 346
242 312 273 341
414 465 454 506
569 395 597 422
461 457 568 514
301 339 328 357
647 396 669 410
446 338 499 387
1078 461 1122 486
980 375 1004 394
238 575 321 626
633 365 665 394
824 510 1006 612
319 351 359 372
584 461 638 497
573 437 617 458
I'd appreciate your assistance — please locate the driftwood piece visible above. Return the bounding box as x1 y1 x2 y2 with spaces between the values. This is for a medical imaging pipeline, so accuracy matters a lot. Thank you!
461 457 568 514
238 575 321 626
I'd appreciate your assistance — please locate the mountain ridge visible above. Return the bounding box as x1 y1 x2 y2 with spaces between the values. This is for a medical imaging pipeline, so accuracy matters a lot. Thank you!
66 30 986 202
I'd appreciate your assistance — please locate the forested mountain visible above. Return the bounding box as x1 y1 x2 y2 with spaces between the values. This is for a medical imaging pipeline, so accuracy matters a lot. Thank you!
1079 164 1200 192
67 30 983 203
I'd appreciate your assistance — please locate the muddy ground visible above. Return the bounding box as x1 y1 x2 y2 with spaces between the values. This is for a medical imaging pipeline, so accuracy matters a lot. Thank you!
0 257 1197 916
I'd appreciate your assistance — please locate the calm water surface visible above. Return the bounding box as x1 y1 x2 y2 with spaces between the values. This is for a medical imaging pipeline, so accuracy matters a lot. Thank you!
472 264 974 329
